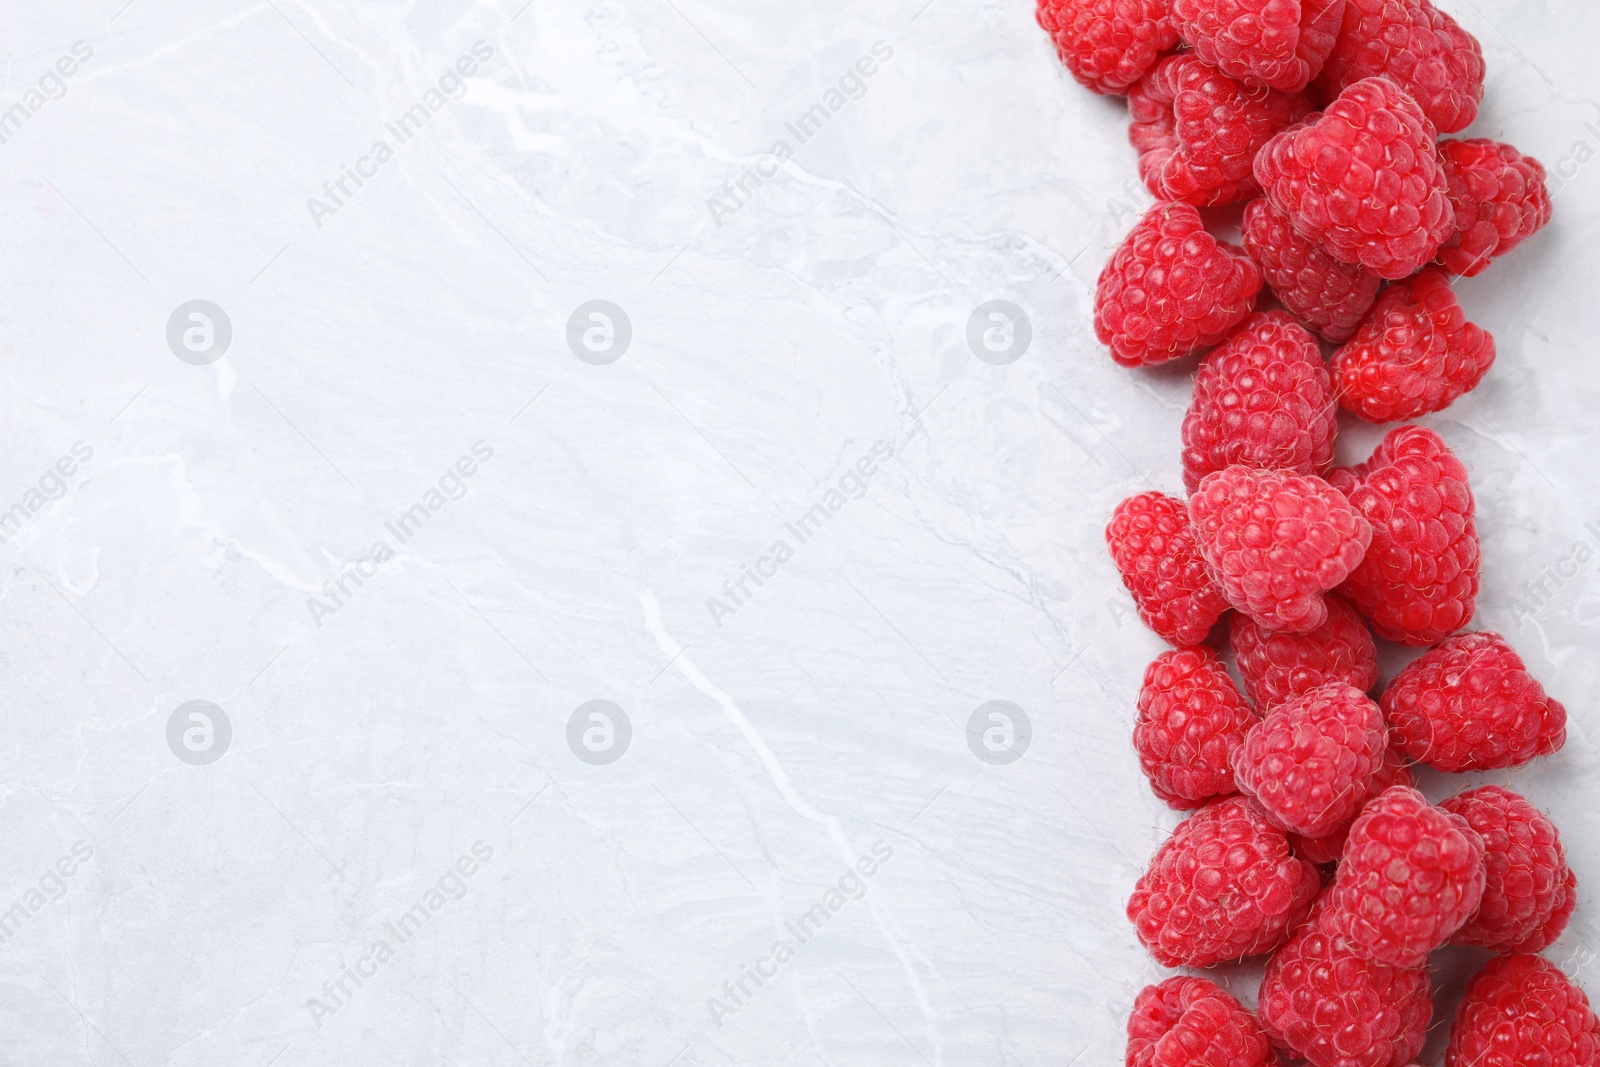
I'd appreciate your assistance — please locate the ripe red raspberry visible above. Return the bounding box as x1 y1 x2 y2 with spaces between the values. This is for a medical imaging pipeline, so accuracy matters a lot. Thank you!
1254 77 1454 280
1436 138 1554 277
1233 681 1387 838
1445 955 1600 1067
1136 647 1258 809
1324 785 1486 968
1382 630 1568 771
1095 202 1263 367
1241 197 1382 344
1440 785 1577 954
1289 747 1413 865
1258 895 1432 1067
1334 426 1480 646
1127 975 1278 1067
1231 595 1376 712
1037 0 1180 95
1318 0 1485 134
1108 492 1231 645
1331 268 1496 423
1188 467 1371 634
1128 795 1320 967
1129 55 1314 206
1180 312 1336 494
1167 0 1345 92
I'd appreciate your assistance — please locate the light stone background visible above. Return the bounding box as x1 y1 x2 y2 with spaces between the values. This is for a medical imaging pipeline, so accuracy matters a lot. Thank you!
1 0 1598 1063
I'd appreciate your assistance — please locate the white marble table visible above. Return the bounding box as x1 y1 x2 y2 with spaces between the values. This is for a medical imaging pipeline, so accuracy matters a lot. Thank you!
1 0 1597 1063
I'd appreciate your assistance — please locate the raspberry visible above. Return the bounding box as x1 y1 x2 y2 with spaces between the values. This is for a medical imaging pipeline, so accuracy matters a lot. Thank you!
1127 975 1278 1067
1188 466 1372 634
1128 795 1321 967
1129 55 1314 206
1095 202 1263 367
1231 595 1377 712
1289 747 1413 865
1335 426 1480 645
1167 0 1345 92
1254 77 1454 280
1323 784 1486 968
1037 0 1180 95
1107 491 1232 645
1135 647 1258 809
1241 197 1382 344
1233 681 1387 838
1439 785 1577 954
1436 138 1554 277
1258 895 1431 1067
1331 268 1496 423
1445 955 1600 1067
1180 311 1336 494
1382 630 1568 771
1318 0 1486 134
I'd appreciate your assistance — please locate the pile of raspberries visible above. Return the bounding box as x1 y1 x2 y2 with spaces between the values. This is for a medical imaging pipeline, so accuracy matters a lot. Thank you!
1038 0 1597 1063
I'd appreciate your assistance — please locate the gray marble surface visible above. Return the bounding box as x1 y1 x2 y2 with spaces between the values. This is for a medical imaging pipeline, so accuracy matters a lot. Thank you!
1 0 1597 1063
